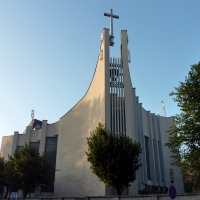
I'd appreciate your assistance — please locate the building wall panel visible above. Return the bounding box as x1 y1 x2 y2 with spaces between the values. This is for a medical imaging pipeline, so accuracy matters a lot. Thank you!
0 135 13 159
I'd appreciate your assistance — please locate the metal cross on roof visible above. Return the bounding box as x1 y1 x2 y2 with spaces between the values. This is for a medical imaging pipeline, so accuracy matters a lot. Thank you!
104 9 119 46
31 109 34 120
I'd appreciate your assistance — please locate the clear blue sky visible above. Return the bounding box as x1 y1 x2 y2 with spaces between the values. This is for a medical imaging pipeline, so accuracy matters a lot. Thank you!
1 1 200 148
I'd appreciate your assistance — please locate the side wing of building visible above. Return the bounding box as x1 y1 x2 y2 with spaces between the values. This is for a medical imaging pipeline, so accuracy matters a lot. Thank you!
130 86 184 194
118 30 184 194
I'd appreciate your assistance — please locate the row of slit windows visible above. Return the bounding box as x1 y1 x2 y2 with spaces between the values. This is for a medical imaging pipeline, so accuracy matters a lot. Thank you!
110 95 126 134
16 137 58 193
109 62 126 134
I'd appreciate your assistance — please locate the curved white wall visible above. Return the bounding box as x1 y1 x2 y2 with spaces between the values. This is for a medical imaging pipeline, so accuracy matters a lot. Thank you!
54 29 110 197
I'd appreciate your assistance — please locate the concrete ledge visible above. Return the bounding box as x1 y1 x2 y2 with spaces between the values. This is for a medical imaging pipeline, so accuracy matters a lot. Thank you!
1 193 200 200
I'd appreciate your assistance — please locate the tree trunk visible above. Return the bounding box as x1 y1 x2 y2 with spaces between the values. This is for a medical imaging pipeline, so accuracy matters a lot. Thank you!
3 186 9 198
23 191 27 198
117 188 122 195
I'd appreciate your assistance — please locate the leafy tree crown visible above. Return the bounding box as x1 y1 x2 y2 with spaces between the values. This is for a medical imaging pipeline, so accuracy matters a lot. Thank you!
165 62 200 192
86 123 142 195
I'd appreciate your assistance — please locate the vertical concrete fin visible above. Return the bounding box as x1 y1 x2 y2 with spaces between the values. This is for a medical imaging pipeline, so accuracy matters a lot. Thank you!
121 30 137 195
103 29 111 130
25 126 31 144
121 30 134 139
39 120 47 155
11 131 19 156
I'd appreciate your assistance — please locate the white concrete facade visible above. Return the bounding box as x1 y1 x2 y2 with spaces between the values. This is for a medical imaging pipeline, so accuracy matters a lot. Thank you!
0 29 184 197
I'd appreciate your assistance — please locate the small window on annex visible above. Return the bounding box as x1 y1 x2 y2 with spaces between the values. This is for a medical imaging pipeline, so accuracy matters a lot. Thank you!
17 146 23 150
30 142 40 152
33 124 42 130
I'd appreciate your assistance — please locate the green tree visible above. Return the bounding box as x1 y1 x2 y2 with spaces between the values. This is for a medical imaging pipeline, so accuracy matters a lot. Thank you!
181 160 199 193
8 144 51 197
0 156 6 195
0 156 19 198
85 123 142 195
165 62 200 192
4 158 20 198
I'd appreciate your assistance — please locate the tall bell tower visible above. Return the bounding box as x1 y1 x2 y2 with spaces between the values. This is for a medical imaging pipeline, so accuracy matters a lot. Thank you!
103 9 138 195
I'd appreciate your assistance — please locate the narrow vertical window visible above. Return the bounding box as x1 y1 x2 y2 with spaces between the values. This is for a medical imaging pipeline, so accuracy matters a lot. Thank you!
145 136 151 180
158 141 164 182
153 139 159 181
42 137 58 192
29 142 40 193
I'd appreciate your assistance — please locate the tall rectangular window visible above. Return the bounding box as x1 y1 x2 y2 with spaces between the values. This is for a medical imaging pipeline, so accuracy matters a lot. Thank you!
28 142 40 193
153 139 159 181
158 141 164 182
145 136 151 180
42 137 58 192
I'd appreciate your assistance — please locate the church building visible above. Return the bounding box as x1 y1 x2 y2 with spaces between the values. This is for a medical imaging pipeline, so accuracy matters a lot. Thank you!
0 10 184 197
